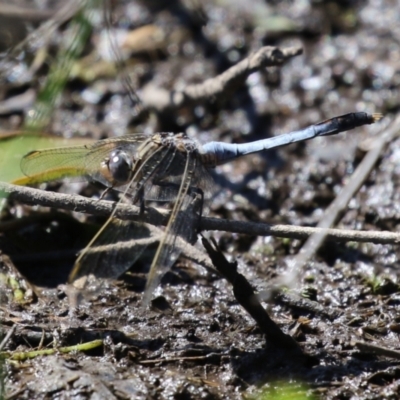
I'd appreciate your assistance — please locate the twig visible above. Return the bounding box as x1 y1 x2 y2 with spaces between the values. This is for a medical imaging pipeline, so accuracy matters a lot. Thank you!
139 352 225 365
0 0 83 62
0 339 103 361
0 4 55 21
275 292 340 320
38 329 46 350
5 386 26 400
0 324 17 351
1 181 400 245
202 236 302 352
353 341 400 360
141 45 303 111
201 217 400 244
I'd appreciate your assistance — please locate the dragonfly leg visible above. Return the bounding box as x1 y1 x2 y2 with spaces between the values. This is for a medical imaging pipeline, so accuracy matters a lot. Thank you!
98 186 113 200
188 186 204 234
182 186 204 244
133 186 146 216
139 195 145 215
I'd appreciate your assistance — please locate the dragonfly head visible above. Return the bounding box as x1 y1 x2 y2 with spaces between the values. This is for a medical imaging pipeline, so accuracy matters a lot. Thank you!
107 150 133 184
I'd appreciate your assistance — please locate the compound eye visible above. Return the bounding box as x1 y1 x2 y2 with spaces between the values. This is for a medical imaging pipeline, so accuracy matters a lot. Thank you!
108 150 133 184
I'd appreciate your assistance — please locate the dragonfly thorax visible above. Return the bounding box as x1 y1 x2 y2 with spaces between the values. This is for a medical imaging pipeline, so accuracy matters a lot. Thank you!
155 132 199 154
105 149 133 185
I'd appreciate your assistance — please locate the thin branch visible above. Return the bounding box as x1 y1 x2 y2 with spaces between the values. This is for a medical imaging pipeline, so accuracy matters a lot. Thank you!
202 236 302 352
0 324 17 351
0 4 55 21
0 339 103 361
0 0 83 61
275 292 340 320
141 45 303 112
353 341 400 360
139 352 225 365
1 181 400 245
200 217 400 245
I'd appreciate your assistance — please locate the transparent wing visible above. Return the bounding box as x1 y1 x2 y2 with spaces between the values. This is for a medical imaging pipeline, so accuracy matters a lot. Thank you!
70 219 157 279
68 142 175 284
142 149 200 306
20 133 150 186
20 146 92 183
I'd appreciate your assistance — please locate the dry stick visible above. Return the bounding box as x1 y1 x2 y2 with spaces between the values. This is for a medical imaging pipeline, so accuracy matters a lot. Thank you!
0 339 103 361
1 0 82 58
5 386 26 400
1 182 400 246
0 324 17 351
202 237 302 352
275 292 340 320
268 114 400 297
0 4 55 21
141 45 303 111
353 341 400 360
139 352 225 365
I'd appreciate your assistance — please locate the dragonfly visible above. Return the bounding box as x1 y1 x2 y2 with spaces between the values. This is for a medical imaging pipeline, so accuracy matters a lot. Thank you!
20 112 382 305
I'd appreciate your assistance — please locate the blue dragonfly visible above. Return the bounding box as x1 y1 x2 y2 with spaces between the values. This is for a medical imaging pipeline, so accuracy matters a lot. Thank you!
20 111 381 305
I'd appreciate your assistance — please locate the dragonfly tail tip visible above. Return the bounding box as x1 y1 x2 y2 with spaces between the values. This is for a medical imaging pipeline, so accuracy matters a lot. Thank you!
372 113 384 122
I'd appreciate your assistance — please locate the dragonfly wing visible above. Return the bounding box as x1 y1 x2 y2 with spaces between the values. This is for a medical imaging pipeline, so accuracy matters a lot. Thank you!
20 133 150 186
69 141 175 286
70 219 158 280
142 151 199 306
20 146 91 183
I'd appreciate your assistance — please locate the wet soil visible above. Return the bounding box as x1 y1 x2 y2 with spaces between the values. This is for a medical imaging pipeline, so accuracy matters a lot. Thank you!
1 0 400 399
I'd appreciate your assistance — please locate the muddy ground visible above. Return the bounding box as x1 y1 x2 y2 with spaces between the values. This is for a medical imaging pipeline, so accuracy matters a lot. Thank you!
1 0 400 399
